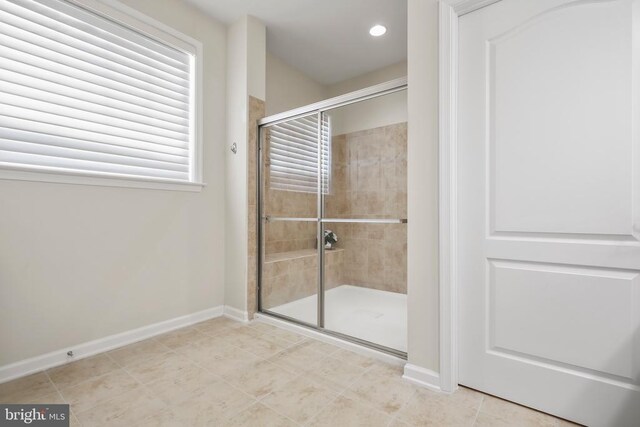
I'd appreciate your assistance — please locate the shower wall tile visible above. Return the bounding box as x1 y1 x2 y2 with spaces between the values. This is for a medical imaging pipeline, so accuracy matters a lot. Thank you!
259 121 407 308
329 122 407 294
261 249 343 309
248 96 265 318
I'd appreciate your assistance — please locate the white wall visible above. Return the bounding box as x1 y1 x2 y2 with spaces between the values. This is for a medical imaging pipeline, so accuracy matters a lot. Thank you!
327 61 407 136
265 54 407 133
406 0 439 372
328 90 407 136
265 53 328 116
327 61 407 97
224 16 266 313
0 0 228 366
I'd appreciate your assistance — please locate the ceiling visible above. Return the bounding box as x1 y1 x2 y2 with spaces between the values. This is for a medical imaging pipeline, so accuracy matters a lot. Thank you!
184 0 408 84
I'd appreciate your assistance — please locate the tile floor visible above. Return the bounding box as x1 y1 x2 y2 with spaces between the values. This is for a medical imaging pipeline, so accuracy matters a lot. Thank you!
0 318 577 426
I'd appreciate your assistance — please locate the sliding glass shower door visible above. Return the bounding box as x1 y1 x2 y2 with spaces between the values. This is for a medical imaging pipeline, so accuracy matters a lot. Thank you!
321 91 408 353
258 83 408 356
259 113 321 327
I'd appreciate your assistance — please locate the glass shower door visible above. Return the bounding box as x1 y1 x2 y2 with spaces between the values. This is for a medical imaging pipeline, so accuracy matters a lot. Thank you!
258 82 408 356
321 90 408 353
258 113 320 327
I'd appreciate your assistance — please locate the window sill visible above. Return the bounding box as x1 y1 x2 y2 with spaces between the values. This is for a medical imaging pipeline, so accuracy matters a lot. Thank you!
0 167 205 192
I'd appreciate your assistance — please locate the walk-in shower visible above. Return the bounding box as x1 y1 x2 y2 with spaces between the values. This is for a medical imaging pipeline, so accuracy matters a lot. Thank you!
257 79 407 356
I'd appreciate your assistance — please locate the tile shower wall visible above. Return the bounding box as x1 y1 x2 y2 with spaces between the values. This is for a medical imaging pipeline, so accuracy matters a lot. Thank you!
248 96 265 318
328 122 407 294
262 124 317 256
260 122 407 311
262 248 344 309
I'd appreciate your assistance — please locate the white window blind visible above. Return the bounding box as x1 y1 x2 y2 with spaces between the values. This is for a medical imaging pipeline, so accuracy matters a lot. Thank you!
0 0 196 182
268 115 331 193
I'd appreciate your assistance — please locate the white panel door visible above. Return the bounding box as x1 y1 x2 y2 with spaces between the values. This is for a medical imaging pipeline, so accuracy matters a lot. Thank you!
458 0 640 425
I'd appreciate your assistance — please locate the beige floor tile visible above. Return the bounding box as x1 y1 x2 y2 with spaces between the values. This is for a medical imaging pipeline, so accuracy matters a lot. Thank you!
194 345 262 377
154 326 207 349
267 341 327 372
388 418 412 427
107 339 171 367
479 395 558 427
173 334 236 364
307 395 391 427
220 326 265 348
266 328 306 344
144 363 219 405
167 381 256 425
247 322 282 334
411 386 484 412
261 375 338 424
332 348 378 369
47 354 120 390
74 387 164 426
366 360 405 377
345 366 417 414
0 372 57 403
137 408 184 427
396 388 480 427
4 391 64 405
400 399 478 426
125 351 196 384
224 402 298 427
1 322 573 427
39 391 66 404
305 355 367 391
59 369 140 413
69 412 82 427
241 335 291 359
298 339 341 356
225 359 298 399
193 316 243 335
474 412 517 427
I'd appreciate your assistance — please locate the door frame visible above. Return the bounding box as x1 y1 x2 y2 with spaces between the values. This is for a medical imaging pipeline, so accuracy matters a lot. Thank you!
437 0 501 393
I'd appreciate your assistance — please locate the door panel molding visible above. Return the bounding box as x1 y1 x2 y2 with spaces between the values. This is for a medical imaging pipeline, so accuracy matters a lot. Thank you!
441 0 640 424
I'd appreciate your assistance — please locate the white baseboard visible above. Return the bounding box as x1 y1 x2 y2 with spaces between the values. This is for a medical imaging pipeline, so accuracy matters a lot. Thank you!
0 305 224 384
253 313 405 366
223 305 249 323
403 363 446 392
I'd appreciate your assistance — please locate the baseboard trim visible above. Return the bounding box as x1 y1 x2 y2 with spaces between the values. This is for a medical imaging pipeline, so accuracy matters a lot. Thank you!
403 363 446 393
223 305 249 323
0 305 224 384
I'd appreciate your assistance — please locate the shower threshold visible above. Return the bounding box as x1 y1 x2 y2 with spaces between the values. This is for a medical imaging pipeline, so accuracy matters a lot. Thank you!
266 285 407 353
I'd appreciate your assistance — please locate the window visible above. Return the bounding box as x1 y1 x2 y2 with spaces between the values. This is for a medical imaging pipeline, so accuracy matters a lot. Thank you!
268 114 331 193
0 0 201 188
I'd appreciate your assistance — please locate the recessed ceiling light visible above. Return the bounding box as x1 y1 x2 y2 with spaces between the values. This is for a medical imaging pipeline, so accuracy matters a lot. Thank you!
369 24 387 37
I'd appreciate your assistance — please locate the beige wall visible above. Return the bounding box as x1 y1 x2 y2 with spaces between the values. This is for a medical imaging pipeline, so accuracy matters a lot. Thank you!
0 0 228 366
265 53 328 116
224 16 266 314
407 0 440 372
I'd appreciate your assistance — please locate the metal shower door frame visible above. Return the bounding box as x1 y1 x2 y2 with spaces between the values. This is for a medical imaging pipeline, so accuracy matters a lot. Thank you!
256 77 408 358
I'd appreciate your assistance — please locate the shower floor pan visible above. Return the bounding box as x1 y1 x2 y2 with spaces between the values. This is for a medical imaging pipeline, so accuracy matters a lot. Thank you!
267 285 407 352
